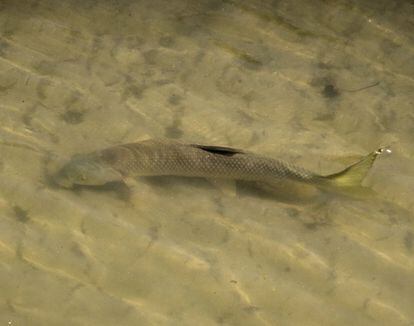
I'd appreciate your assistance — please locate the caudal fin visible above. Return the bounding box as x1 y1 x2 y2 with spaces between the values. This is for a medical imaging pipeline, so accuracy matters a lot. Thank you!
324 147 391 188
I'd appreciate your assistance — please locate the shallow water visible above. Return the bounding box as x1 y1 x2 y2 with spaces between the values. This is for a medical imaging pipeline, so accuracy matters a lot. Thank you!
1 0 414 325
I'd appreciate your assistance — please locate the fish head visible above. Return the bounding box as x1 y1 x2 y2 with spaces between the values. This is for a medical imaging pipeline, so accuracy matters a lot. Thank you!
53 154 122 188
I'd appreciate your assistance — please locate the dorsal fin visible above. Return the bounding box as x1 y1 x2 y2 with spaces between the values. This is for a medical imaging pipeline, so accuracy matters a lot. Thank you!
190 144 245 156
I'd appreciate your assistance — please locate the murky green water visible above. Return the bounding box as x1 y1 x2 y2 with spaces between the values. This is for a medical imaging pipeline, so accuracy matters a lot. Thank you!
1 0 413 325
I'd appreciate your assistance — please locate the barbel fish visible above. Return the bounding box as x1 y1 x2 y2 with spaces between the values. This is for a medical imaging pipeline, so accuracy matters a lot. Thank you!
53 139 390 191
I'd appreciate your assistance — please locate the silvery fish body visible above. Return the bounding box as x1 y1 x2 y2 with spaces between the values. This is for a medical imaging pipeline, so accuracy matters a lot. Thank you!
54 139 387 189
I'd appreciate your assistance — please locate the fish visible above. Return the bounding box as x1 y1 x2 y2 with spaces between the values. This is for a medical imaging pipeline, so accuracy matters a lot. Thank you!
53 139 390 192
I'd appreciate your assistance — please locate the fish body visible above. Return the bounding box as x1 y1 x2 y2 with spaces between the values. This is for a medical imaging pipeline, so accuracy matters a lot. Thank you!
53 139 388 190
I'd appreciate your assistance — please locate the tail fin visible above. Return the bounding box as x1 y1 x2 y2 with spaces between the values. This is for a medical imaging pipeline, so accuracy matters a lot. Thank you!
323 147 391 188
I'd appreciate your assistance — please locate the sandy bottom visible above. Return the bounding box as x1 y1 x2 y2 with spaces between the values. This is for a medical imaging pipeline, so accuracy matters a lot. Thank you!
1 0 414 325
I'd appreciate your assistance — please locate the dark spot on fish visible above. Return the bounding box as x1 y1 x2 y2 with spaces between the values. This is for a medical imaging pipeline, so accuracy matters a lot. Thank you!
159 36 175 48
404 231 413 253
100 149 118 164
101 148 126 167
191 144 244 156
61 110 85 124
284 266 291 272
322 84 340 98
230 280 237 284
13 205 29 223
168 94 183 106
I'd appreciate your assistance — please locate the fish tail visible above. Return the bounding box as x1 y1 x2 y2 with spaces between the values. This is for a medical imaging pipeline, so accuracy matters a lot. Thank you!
322 147 391 189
